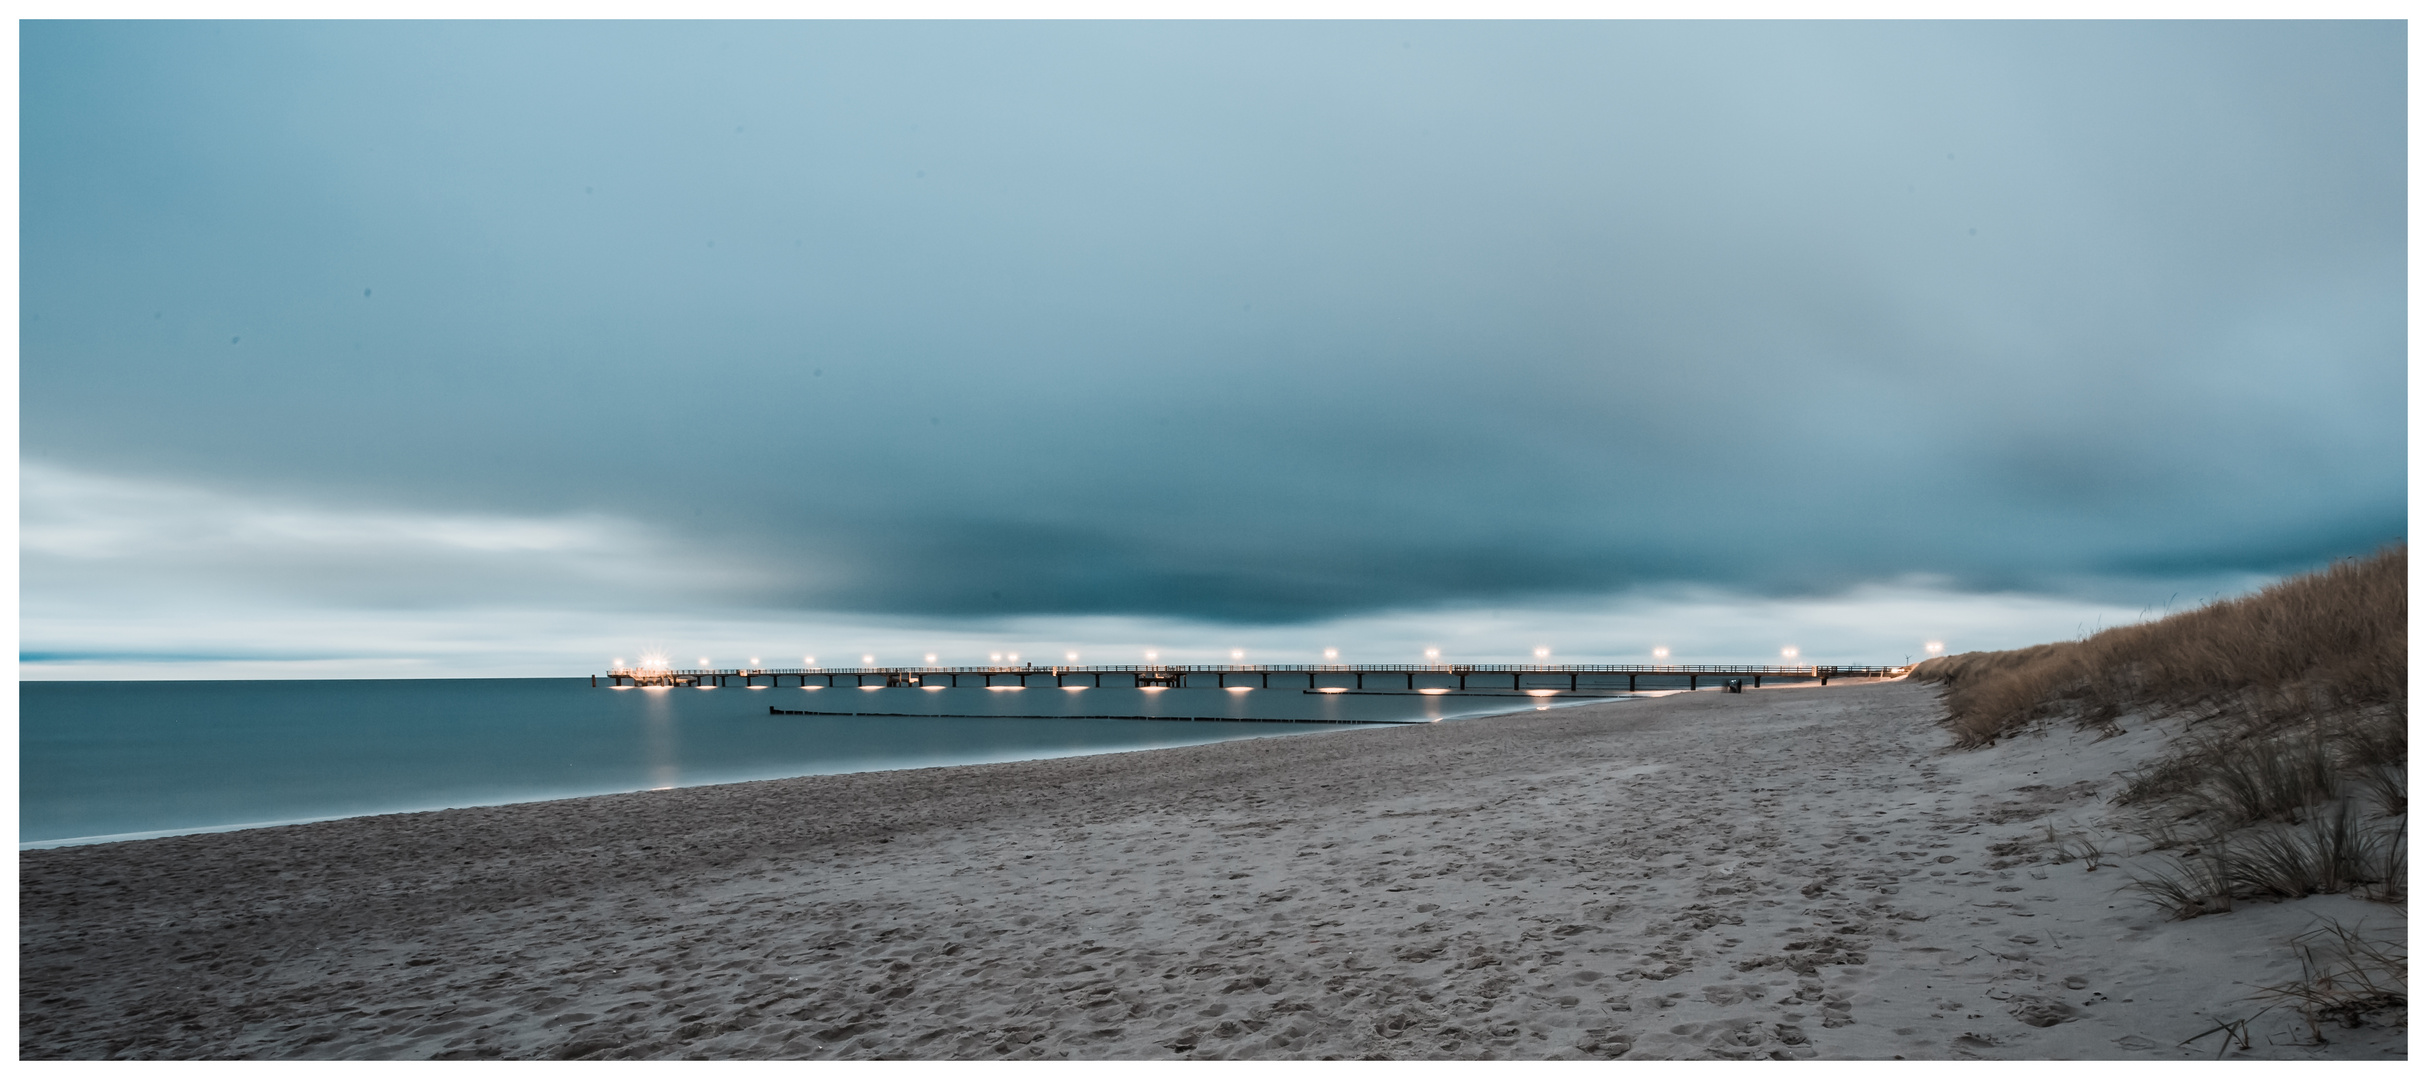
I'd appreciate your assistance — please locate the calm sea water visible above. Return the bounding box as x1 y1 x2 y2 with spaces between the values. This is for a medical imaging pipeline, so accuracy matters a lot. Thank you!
20 679 1613 846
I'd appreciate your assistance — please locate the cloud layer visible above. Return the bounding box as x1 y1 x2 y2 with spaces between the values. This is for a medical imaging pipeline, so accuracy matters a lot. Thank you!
19 22 2405 671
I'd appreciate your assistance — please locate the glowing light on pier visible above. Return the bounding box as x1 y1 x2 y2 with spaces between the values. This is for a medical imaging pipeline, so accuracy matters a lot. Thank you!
1534 647 1550 659
804 656 816 666
1781 646 1800 659
1067 652 1080 662
749 657 760 666
925 653 938 664
862 654 875 665
1652 647 1670 660
1231 649 1245 660
1424 648 1440 660
1008 653 1020 663
1925 641 1945 655
1145 651 1159 662
990 653 1002 663
1324 648 1339 661
640 652 670 671
699 657 711 666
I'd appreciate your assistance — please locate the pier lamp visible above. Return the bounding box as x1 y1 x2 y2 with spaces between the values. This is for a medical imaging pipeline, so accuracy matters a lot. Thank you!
1534 647 1550 660
1653 647 1670 660
804 656 816 667
1425 648 1441 661
1323 648 1339 662
1146 650 1160 662
925 653 938 664
1232 649 1245 661
749 657 759 667
1781 646 1800 659
1008 653 1020 663
862 654 875 665
699 657 711 667
1066 651 1079 662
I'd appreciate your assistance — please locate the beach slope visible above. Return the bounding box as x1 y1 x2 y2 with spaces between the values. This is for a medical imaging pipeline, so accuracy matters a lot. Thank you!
19 681 2403 1059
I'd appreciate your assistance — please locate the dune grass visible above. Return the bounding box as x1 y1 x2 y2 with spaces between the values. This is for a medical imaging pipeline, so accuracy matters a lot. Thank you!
1909 545 2404 749
1913 546 2407 918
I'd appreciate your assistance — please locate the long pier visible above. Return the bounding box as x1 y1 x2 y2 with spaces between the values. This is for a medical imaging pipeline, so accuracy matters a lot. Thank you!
596 662 1908 692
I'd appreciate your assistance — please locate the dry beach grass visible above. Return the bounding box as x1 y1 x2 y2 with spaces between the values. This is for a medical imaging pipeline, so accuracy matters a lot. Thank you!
19 678 2405 1060
1911 545 2404 750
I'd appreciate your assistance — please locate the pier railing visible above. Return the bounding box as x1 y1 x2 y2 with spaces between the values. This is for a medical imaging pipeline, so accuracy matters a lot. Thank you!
596 662 1910 691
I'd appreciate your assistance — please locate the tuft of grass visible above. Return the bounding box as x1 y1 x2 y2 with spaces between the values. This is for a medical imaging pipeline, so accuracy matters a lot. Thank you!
2185 726 2342 826
2250 918 2407 1038
2131 797 2406 916
2127 853 2234 919
2215 798 2382 900
2354 764 2407 818
2334 707 2407 769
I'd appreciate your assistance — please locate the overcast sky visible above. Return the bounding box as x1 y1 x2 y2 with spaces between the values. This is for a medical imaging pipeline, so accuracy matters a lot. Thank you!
20 21 2406 677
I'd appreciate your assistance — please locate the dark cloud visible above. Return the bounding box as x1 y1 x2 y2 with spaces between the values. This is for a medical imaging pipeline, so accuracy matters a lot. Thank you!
20 21 2405 625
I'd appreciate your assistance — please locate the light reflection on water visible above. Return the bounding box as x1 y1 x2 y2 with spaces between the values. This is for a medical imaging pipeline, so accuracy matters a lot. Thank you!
20 678 1607 847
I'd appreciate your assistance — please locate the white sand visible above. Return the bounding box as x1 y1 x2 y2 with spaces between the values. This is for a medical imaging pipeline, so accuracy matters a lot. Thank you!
18 680 2406 1059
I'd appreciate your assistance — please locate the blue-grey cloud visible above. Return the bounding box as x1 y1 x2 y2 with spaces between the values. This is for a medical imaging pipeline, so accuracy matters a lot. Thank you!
21 21 2405 628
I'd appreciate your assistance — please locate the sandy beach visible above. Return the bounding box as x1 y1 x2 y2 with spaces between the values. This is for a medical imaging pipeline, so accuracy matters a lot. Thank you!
19 680 2405 1060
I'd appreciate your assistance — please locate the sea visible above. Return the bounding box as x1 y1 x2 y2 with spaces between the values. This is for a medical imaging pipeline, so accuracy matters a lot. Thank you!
19 678 1622 848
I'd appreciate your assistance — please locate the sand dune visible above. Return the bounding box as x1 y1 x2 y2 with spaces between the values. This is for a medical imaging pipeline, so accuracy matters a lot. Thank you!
18 681 2405 1059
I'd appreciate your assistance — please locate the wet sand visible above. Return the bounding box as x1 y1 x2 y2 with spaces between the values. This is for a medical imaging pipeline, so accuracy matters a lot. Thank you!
19 680 2405 1059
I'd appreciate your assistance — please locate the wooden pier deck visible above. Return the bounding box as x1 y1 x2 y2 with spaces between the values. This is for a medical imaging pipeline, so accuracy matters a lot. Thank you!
596 662 1908 693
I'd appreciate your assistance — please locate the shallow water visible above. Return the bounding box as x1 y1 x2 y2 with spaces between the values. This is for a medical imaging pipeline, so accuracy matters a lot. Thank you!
19 679 1611 846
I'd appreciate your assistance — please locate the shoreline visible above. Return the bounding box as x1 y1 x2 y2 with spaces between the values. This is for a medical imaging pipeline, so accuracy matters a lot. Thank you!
22 681 2399 1060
